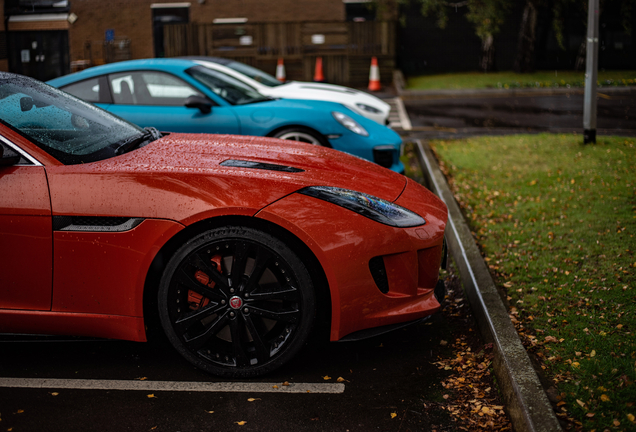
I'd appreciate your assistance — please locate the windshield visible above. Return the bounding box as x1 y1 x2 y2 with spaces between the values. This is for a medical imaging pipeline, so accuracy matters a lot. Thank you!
225 61 283 87
0 74 144 164
186 65 270 105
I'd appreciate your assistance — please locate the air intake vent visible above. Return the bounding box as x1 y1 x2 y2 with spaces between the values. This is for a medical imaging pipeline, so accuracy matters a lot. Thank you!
373 147 394 169
369 256 389 294
220 159 304 173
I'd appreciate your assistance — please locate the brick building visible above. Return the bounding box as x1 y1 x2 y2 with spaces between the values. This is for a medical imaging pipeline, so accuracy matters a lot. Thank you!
2 0 388 82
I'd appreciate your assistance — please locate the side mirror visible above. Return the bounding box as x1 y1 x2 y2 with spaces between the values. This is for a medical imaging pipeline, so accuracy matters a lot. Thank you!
0 146 21 167
185 95 213 114
20 96 34 112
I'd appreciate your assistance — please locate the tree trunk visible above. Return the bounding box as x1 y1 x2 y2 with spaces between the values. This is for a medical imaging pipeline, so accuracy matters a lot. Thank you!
513 1 538 73
480 34 496 72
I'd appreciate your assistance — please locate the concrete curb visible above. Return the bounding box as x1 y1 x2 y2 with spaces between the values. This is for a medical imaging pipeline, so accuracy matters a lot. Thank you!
414 139 562 432
393 69 636 101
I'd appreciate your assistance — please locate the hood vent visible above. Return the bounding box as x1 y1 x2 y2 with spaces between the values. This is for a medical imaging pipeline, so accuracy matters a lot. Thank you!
220 159 304 173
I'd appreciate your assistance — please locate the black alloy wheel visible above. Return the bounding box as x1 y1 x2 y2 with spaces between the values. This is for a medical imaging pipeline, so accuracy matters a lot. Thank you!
158 226 316 377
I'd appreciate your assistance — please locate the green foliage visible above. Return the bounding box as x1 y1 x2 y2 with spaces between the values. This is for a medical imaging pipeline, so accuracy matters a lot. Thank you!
464 0 511 41
432 133 636 430
405 70 636 90
415 0 511 40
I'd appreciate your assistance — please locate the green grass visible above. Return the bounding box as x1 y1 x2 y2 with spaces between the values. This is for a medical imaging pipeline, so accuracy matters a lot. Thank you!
405 71 636 90
430 133 636 430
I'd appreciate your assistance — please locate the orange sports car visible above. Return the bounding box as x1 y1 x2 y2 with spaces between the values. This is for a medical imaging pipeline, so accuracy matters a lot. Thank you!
0 72 448 377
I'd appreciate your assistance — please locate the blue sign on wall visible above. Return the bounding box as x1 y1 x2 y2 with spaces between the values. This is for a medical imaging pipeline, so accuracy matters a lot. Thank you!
105 29 115 42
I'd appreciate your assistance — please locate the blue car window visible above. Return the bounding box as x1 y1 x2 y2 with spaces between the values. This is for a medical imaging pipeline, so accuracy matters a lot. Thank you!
0 75 143 164
109 71 202 106
225 61 283 87
187 65 271 105
61 77 104 103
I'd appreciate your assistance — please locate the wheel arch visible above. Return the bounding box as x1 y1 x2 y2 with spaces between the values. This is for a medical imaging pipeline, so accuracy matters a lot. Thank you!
142 215 332 342
266 125 331 147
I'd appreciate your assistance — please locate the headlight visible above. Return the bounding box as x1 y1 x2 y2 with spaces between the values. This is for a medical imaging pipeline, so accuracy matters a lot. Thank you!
299 186 425 227
332 111 369 136
355 103 382 114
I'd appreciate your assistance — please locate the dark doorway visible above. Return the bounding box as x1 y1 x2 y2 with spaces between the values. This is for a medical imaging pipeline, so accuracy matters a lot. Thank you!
152 6 189 58
8 31 69 81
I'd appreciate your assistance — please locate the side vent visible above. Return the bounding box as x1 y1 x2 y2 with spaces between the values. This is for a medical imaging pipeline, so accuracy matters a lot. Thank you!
53 216 144 232
369 256 389 294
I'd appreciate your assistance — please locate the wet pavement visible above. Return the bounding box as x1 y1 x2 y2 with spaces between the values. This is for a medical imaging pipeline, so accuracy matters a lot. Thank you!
0 260 499 432
403 91 636 139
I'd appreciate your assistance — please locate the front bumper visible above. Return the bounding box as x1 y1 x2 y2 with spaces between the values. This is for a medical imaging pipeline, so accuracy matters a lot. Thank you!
257 178 448 341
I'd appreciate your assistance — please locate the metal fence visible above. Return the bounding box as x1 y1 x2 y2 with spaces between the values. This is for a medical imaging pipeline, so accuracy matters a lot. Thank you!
163 21 395 87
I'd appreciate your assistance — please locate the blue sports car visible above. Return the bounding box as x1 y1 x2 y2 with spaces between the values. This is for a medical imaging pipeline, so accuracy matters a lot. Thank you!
48 59 404 173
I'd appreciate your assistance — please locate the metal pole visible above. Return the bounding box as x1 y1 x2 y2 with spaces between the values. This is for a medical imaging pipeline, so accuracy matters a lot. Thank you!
583 0 600 144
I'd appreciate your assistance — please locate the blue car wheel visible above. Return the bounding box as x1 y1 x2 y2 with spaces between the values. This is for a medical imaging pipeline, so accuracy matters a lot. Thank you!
273 127 329 147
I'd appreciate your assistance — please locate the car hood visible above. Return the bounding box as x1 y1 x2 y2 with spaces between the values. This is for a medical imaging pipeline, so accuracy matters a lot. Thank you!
128 133 405 197
264 81 390 113
46 133 408 223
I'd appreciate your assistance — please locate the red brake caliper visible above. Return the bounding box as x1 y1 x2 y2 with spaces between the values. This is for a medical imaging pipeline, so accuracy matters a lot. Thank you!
188 255 223 310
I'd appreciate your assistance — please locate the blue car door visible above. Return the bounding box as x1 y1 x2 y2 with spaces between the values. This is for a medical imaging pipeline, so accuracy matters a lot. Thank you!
102 71 240 134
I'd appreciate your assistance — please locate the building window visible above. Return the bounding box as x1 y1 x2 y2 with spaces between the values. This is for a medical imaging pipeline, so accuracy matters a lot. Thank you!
344 0 375 22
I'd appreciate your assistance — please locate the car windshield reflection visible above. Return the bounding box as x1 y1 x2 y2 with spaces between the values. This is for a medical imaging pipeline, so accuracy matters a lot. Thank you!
224 61 283 87
0 74 143 164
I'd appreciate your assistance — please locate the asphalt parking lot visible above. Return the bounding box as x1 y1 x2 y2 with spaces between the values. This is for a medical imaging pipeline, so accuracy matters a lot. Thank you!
0 266 488 432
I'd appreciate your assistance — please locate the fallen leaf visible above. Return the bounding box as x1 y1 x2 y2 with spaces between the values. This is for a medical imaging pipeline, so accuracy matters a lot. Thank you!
576 399 585 408
600 394 610 402
147 394 155 398
136 377 148 381
247 398 261 402
586 413 595 418
51 392 59 396
272 385 279 389
613 419 621 426
627 413 635 422
440 340 448 346
322 375 331 380
282 381 290 386
336 377 345 382
235 421 247 426
390 412 397 419
545 336 558 343
205 410 214 414
590 350 596 357
17 409 24 414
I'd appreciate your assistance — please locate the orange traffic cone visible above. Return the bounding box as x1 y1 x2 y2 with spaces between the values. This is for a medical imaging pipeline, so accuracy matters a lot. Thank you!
368 57 381 91
276 58 286 82
313 57 325 82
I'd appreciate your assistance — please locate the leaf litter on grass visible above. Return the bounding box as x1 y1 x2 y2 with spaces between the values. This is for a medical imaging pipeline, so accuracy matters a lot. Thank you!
431 133 636 431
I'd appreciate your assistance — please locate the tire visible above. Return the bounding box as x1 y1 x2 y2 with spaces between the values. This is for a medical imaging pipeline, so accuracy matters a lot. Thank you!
158 226 316 378
273 127 330 147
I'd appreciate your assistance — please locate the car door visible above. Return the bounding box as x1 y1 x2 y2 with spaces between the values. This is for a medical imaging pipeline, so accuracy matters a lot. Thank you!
0 137 52 310
103 71 241 134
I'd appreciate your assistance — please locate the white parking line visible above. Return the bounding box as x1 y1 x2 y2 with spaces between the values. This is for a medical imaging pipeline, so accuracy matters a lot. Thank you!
0 378 345 394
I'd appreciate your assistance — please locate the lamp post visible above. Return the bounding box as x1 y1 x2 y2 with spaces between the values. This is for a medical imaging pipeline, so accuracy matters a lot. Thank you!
583 0 600 144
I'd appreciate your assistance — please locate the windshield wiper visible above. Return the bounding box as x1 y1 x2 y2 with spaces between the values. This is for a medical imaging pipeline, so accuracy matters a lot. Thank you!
114 127 161 155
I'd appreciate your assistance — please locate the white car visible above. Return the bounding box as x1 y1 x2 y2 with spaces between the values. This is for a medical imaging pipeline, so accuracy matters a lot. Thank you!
183 57 391 125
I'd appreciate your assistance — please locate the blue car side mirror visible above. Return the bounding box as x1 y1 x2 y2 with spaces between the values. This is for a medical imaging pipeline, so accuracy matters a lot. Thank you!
185 95 213 114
